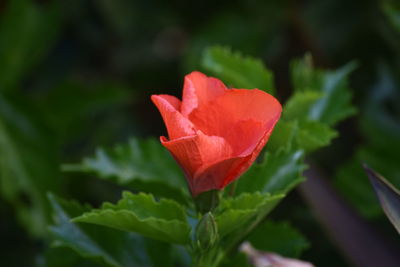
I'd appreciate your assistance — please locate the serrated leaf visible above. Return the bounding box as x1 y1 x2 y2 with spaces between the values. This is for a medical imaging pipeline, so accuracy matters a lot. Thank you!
364 166 400 234
296 120 338 152
248 221 310 257
73 192 191 244
283 91 323 121
237 148 306 196
0 0 60 91
215 192 284 238
202 46 275 94
48 193 172 267
65 138 188 203
291 56 357 125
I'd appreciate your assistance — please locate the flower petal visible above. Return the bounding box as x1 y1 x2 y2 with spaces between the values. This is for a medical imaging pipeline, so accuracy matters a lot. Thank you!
189 89 281 155
191 155 252 196
151 94 195 140
181 71 227 117
161 131 233 194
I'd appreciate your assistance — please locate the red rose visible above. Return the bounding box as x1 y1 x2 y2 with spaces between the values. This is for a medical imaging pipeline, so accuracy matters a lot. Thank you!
152 71 282 196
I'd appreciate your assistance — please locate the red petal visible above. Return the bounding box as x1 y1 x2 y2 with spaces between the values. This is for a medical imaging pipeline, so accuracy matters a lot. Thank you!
181 71 227 117
161 131 233 194
189 89 281 155
191 155 251 196
151 94 195 140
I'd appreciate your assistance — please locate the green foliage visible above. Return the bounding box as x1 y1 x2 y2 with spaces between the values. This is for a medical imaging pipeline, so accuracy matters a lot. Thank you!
335 66 400 218
73 192 191 244
296 120 338 152
0 0 60 91
202 46 275 95
215 192 284 238
248 221 310 257
65 138 188 203
48 193 174 267
291 56 357 125
36 80 132 142
237 147 306 196
0 94 59 237
364 166 400 234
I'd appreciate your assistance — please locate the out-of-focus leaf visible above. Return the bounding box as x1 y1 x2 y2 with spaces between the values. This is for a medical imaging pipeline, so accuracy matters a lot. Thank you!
36 80 131 141
237 148 306 196
64 138 188 203
335 66 400 218
0 94 59 237
215 192 284 238
0 0 60 91
284 91 323 121
248 221 310 257
202 46 275 94
266 120 298 153
296 120 338 152
364 166 400 234
291 56 357 125
219 251 252 267
283 91 339 152
73 192 191 244
48 193 173 267
39 247 102 267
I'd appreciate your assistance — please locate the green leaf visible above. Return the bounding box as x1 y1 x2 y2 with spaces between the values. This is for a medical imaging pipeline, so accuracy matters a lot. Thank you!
237 148 306 196
215 192 284 238
64 138 188 203
73 192 191 244
334 66 400 218
48 193 173 267
0 94 59 237
248 221 310 257
291 56 357 125
267 120 298 153
283 91 323 121
296 120 338 152
0 0 60 91
364 166 400 234
202 46 275 94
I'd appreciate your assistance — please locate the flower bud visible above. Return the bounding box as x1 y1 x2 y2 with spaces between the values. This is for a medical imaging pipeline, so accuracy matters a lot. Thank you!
195 212 218 251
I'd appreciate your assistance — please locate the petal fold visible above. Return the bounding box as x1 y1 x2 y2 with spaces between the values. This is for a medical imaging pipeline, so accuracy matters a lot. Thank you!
181 71 226 117
151 94 195 140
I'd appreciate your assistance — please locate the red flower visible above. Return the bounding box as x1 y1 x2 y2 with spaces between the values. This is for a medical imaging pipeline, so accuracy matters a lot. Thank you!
151 71 282 196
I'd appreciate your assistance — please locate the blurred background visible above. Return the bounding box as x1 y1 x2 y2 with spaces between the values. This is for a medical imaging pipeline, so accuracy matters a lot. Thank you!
1 0 400 266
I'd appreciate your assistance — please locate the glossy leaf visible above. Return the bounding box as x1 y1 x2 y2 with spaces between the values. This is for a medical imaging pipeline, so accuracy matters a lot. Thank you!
64 138 188 203
237 148 306 196
215 192 284 238
364 166 400 234
48 193 173 267
202 46 275 94
73 192 191 244
248 221 310 257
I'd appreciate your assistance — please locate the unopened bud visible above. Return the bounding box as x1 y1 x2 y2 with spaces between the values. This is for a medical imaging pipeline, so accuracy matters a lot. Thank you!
195 212 218 251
